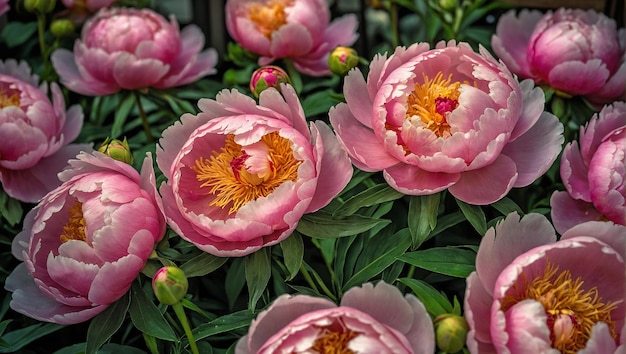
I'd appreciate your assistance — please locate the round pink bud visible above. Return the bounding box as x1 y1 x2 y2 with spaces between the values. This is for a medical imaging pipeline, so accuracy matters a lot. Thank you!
152 266 188 305
249 65 291 98
328 46 359 76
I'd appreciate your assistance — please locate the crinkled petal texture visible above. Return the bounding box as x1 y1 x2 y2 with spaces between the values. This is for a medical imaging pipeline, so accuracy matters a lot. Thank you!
464 212 626 354
0 59 90 203
156 85 351 257
235 281 434 354
551 101 626 234
51 7 218 96
225 0 358 76
329 41 563 205
5 152 166 324
492 8 626 105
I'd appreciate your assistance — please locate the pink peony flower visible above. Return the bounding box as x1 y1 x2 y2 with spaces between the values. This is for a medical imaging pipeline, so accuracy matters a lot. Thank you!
492 8 626 105
156 84 352 257
0 59 90 203
235 281 435 354
5 152 166 324
51 7 218 96
464 212 625 354
0 0 9 16
329 41 564 205
225 0 358 76
551 102 625 234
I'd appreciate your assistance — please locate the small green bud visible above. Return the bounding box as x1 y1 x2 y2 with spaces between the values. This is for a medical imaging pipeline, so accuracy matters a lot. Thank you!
50 19 76 38
152 266 189 305
23 0 56 14
97 137 133 165
438 0 458 11
328 46 359 76
249 65 291 98
434 314 469 353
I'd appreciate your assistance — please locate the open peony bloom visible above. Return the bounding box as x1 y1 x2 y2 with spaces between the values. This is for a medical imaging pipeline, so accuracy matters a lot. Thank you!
235 281 435 353
0 59 90 203
156 84 352 257
329 41 563 205
225 0 358 76
51 7 218 96
5 152 166 324
492 8 626 105
551 102 626 234
464 212 625 354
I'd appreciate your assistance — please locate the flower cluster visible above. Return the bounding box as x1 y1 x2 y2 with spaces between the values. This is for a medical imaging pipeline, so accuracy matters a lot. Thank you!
0 1 624 353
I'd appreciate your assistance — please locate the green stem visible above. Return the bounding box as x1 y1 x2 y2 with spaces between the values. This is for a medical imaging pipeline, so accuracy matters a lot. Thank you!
172 302 199 354
133 91 154 143
35 12 52 79
299 264 320 293
283 59 303 94
389 0 399 47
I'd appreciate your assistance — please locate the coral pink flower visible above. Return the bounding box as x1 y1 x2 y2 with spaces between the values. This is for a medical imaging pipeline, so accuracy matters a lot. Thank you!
329 41 563 205
51 7 218 96
0 59 90 203
464 212 625 354
492 8 626 105
225 0 358 76
5 152 166 324
235 281 435 353
551 102 626 234
156 84 352 257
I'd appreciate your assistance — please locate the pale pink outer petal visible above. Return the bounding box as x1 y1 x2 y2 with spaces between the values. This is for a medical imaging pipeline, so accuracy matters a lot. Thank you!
51 49 119 96
305 121 352 212
550 191 605 235
260 84 309 138
156 112 203 179
342 68 374 129
465 272 498 354
560 141 591 201
508 79 545 141
112 54 169 89
60 104 84 144
547 59 609 95
579 322 618 354
586 62 626 105
0 59 39 86
383 163 460 195
491 9 543 79
560 221 626 261
500 300 558 353
268 23 314 59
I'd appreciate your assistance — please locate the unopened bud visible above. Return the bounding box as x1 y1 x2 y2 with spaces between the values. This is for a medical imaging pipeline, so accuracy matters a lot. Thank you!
152 266 188 305
249 65 291 98
328 47 359 76
434 314 469 353
50 19 76 38
97 137 133 165
23 0 56 13
438 0 458 11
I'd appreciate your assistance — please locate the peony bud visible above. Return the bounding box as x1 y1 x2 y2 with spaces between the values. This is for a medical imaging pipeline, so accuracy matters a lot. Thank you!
97 137 133 165
23 0 56 13
152 266 189 305
328 46 359 76
438 0 458 11
434 314 469 353
249 65 291 98
50 19 76 38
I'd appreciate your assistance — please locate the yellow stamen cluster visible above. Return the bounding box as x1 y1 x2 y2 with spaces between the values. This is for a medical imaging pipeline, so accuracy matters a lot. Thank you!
192 132 301 214
406 72 463 138
247 0 293 38
0 88 20 108
310 325 358 354
501 261 618 353
59 200 87 243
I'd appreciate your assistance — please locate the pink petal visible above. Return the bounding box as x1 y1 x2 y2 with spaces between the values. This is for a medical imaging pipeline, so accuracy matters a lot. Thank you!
550 191 605 235
464 272 496 351
112 54 169 89
269 23 313 58
579 322 618 354
548 60 609 95
499 300 554 353
383 163 460 195
343 69 374 128
448 155 518 205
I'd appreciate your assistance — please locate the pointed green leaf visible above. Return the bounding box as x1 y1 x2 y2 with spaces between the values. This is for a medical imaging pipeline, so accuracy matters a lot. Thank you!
279 232 304 281
297 211 391 239
128 282 177 341
407 193 441 248
398 247 476 278
180 252 228 278
491 197 523 216
111 93 136 139
333 184 404 216
456 199 487 235
86 292 131 354
192 310 256 340
245 248 271 311
398 278 453 317
0 323 63 353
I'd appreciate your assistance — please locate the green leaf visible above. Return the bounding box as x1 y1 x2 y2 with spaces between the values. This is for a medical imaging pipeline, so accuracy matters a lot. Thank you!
53 343 147 354
86 292 131 354
128 282 177 341
0 22 38 48
0 323 63 353
407 193 441 248
398 278 453 317
245 248 272 311
0 190 23 226
302 90 339 117
333 184 404 216
491 197 523 216
279 232 304 281
111 93 136 138
429 211 465 238
192 309 256 340
225 258 246 310
456 199 487 235
180 252 228 278
297 211 391 239
343 228 411 290
398 247 476 278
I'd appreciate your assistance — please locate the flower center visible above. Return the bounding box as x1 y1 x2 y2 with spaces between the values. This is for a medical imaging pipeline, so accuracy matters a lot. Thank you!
59 200 87 243
501 261 618 353
406 72 462 138
310 323 358 354
0 87 20 108
192 132 301 214
247 0 293 38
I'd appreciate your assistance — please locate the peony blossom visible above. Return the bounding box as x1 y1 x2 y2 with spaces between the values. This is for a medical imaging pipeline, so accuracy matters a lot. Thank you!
0 59 90 203
235 281 435 353
5 152 166 324
51 7 218 96
156 84 352 257
225 0 358 76
492 8 626 105
0 0 9 16
329 41 563 205
464 212 625 354
551 102 625 234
